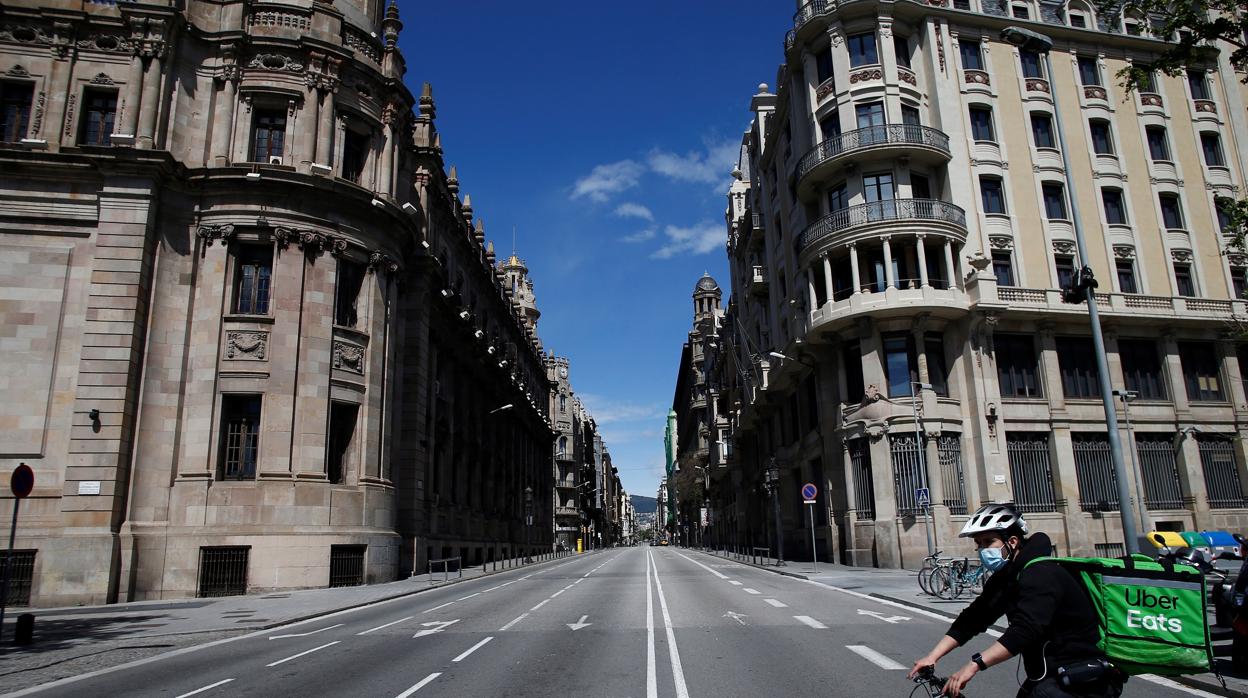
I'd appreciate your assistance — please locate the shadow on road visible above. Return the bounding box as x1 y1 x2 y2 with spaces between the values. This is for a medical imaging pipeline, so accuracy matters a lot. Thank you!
0 613 177 669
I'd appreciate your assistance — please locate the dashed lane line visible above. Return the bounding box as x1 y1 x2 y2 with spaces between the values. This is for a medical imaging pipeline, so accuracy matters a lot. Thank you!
550 589 567 598
743 588 761 595
455 593 481 601
793 615 827 630
498 613 528 632
674 551 730 579
729 580 742 586
174 679 234 698
531 599 550 611
358 616 414 636
846 645 906 670
394 672 441 698
421 601 455 614
764 599 787 608
452 636 494 662
265 641 341 667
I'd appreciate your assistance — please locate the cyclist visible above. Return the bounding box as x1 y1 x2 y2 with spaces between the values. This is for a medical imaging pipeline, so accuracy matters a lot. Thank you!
908 503 1123 697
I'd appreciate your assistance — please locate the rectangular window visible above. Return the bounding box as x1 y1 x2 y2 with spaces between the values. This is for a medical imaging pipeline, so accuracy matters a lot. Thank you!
1173 262 1196 297
341 129 369 183
911 174 931 200
996 334 1042 398
843 341 864 402
1055 255 1076 290
326 402 359 484
219 395 261 479
1070 13 1087 27
1201 132 1226 167
901 105 921 126
1057 336 1099 398
820 113 841 141
1119 339 1166 399
1137 67 1157 92
1146 126 1170 161
980 176 1006 214
992 251 1015 286
1007 433 1057 512
233 245 273 315
926 335 949 396
1042 182 1068 220
1020 50 1044 78
197 546 250 598
1232 266 1247 299
251 108 287 162
816 49 834 85
959 40 983 71
954 0 971 9
969 106 995 142
1073 434 1118 512
329 545 366 588
1116 258 1138 293
862 172 895 202
0 550 35 606
1187 70 1210 100
1030 112 1055 149
1077 56 1101 86
79 88 117 146
335 259 366 328
1101 188 1127 225
1012 3 1030 18
848 32 878 67
1200 437 1248 509
0 82 33 143
883 335 917 398
1180 341 1223 401
893 34 912 69
1159 193 1184 229
827 183 849 211
1089 120 1114 155
855 102 886 129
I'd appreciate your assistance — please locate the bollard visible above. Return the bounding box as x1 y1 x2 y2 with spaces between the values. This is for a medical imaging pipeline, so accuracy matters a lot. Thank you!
14 613 33 645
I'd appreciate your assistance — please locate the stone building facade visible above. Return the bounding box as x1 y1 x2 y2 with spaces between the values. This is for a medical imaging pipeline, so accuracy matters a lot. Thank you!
0 0 556 606
709 0 1248 568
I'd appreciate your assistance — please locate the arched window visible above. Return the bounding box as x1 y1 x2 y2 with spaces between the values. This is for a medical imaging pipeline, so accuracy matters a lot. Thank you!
1066 0 1094 27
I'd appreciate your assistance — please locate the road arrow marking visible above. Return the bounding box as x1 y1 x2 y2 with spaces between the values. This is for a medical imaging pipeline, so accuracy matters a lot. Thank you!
413 619 461 638
724 611 748 626
857 609 910 624
268 623 342 640
566 615 592 631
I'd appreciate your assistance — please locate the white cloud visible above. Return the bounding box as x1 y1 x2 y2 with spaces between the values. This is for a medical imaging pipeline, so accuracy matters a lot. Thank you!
578 394 666 425
647 140 739 185
570 160 644 202
613 202 654 221
651 220 726 259
621 228 656 244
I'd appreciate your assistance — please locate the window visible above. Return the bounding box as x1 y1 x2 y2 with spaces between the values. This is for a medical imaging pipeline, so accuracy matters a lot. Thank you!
341 128 369 183
884 335 918 398
893 34 912 69
953 0 971 8
233 245 273 315
993 251 1015 286
1119 339 1166 399
1217 196 1236 234
901 105 921 126
334 259 366 327
79 88 117 146
1069 11 1087 27
1115 258 1138 293
1089 120 1114 155
1042 182 1068 220
843 341 864 402
1077 56 1101 86
1173 261 1196 297
1232 266 1247 299
1020 50 1044 78
863 173 895 206
1188 70 1210 100
1102 188 1127 225
219 395 261 479
1159 193 1185 229
198 547 249 598
926 335 949 396
557 435 568 457
559 394 567 413
1011 3 1030 19
0 82 33 143
326 402 359 484
1137 67 1157 93
1057 337 1099 398
980 176 1006 214
848 32 878 67
827 182 849 211
1124 13 1144 35
1146 126 1171 161
959 40 983 71
250 108 286 162
1201 132 1226 167
1180 341 1223 401
815 48 834 86
1030 112 1055 149
855 102 886 129
820 113 841 141
996 334 1042 398
969 106 995 142
911 174 931 200
1055 254 1076 289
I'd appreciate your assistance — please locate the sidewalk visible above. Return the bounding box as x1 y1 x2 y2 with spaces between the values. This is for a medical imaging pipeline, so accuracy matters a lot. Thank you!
0 550 583 694
699 548 1247 698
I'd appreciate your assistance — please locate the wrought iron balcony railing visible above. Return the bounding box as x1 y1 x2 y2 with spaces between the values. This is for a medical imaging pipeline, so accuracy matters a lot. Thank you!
797 125 950 182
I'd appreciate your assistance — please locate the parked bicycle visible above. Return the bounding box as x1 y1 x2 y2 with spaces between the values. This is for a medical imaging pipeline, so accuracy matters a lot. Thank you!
917 550 951 596
939 557 991 599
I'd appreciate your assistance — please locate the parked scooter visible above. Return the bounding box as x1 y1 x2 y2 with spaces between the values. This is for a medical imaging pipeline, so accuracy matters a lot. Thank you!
1153 534 1233 626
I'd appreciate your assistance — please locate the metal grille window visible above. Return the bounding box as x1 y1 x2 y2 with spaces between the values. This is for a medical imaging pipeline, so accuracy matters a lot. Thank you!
996 334 1042 398
329 545 366 587
0 82 33 143
1199 436 1248 509
0 550 35 606
938 435 968 515
197 547 249 597
892 435 926 517
1057 337 1099 399
1073 435 1119 512
233 245 272 315
1095 543 1125 558
1119 340 1166 400
849 438 875 520
1136 434 1183 509
1006 433 1057 512
1179 341 1223 402
219 395 261 479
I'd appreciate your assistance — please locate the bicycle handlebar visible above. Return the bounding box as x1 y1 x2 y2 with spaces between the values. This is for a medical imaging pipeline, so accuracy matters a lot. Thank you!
913 666 968 697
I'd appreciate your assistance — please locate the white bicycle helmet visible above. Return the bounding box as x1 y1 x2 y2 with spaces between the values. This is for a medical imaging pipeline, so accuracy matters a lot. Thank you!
959 502 1028 538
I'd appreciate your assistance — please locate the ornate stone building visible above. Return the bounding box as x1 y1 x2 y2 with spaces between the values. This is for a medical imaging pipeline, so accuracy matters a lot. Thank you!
710 0 1248 568
0 0 554 606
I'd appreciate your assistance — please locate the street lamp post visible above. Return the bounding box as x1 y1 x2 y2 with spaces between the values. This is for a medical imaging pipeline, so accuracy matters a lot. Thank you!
911 382 936 557
1114 389 1151 537
1000 26 1141 554
524 485 533 563
766 459 786 566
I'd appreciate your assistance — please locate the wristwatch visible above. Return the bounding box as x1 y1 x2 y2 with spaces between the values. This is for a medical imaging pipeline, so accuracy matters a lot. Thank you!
971 653 988 671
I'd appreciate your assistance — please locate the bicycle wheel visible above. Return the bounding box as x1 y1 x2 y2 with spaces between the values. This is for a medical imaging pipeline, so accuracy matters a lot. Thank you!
918 566 936 595
931 567 956 599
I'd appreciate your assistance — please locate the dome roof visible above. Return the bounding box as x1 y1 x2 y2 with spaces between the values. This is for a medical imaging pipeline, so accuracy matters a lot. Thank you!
694 273 720 293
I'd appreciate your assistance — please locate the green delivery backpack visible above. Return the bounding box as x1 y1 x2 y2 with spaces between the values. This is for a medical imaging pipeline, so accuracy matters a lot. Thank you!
1024 554 1214 675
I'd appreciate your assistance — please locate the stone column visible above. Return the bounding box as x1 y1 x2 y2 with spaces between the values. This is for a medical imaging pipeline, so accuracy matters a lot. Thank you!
136 50 163 148
849 244 861 294
1161 332 1192 419
316 89 335 166
42 40 75 148
807 270 818 310
944 240 957 290
822 254 834 302
882 236 896 289
1177 431 1212 529
917 235 930 288
210 63 239 166
117 52 143 139
232 94 252 162
378 103 397 197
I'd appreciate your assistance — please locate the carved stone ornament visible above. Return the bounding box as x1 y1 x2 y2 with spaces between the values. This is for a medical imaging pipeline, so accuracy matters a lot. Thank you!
90 73 115 85
1227 253 1247 268
966 252 993 271
1171 248 1193 263
0 25 54 46
849 68 883 84
964 70 991 85
1112 245 1136 260
78 34 131 53
247 53 305 73
6 65 29 78
1194 100 1217 114
196 223 236 248
226 331 268 360
898 68 918 86
1052 240 1077 255
368 251 400 275
1083 85 1107 100
1025 78 1051 93
275 227 343 255
989 235 1014 251
333 341 365 374
815 79 835 101
1140 93 1164 107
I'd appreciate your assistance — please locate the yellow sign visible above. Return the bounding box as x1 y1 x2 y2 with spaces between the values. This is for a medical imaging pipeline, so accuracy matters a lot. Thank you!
576 538 583 553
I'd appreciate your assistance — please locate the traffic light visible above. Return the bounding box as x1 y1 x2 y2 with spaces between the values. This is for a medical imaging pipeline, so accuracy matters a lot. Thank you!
1062 265 1098 304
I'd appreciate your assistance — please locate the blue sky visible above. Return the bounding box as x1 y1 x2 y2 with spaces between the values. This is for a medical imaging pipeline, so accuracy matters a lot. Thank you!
396 1 791 498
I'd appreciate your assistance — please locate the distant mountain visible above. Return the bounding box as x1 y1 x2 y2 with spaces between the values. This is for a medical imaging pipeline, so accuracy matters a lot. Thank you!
630 495 657 514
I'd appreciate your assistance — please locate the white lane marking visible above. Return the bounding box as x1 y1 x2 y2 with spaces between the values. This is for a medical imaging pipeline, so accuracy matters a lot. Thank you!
743 588 761 595
649 550 690 698
265 641 341 667
1137 675 1223 696
531 599 550 611
724 611 748 626
794 615 827 629
550 589 566 598
394 672 441 698
567 615 592 631
858 609 909 624
846 645 906 670
421 601 455 614
456 592 480 601
268 623 343 640
563 584 575 590
764 599 787 608
729 580 743 586
498 613 528 631
675 551 730 579
452 636 494 662
413 619 461 638
358 616 414 636
174 679 234 698
646 544 657 698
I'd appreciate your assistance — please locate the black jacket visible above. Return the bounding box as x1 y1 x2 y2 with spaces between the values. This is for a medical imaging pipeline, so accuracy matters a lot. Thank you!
946 532 1102 678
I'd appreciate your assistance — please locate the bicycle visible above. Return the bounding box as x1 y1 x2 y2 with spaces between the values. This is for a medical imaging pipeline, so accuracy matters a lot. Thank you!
911 666 967 697
938 558 992 599
917 550 951 596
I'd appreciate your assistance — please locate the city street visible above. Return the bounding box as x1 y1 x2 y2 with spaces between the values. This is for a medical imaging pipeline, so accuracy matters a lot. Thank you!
5 547 1215 697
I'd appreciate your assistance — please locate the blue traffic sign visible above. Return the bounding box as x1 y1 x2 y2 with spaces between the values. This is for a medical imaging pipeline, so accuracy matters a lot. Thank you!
801 483 818 501
916 487 931 509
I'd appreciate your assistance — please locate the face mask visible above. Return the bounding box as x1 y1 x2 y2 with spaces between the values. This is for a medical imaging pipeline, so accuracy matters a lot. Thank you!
979 545 1009 572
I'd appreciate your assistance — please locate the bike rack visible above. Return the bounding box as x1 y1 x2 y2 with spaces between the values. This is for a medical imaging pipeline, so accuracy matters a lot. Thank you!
428 556 463 584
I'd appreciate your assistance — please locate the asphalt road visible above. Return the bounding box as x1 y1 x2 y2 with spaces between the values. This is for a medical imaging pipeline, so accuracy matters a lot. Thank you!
5 547 1220 697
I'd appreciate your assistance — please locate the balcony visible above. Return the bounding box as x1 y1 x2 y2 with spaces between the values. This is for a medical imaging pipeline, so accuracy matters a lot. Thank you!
796 125 950 201
796 198 967 256
555 506 580 518
989 286 1248 323
788 0 874 50
749 266 769 296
